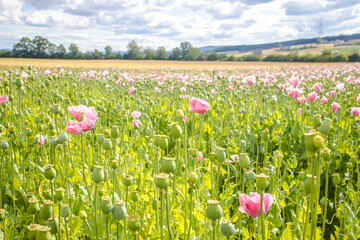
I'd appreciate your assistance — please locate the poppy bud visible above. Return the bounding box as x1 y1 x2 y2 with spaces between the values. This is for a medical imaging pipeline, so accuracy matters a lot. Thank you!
239 153 250 168
311 114 322 128
100 196 113 214
256 173 269 191
262 128 269 142
58 132 69 144
113 200 127 221
44 164 56 180
220 219 235 237
319 118 332 135
304 174 316 194
188 171 198 186
304 130 318 152
102 138 112 150
155 173 169 190
91 165 105 183
206 200 223 221
158 135 169 150
176 109 184 121
209 152 216 162
50 104 60 115
313 135 324 149
161 157 176 174
321 148 331 161
127 215 141 232
25 128 33 137
189 148 199 158
152 198 158 210
332 173 341 185
43 189 51 200
79 210 87 220
49 136 58 147
9 125 16 134
246 171 256 181
60 204 70 218
97 134 105 145
130 190 140 202
216 147 226 163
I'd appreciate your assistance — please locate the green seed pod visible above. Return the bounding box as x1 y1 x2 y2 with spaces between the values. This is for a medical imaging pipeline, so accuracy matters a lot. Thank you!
206 200 223 221
304 174 316 195
111 160 118 170
113 200 127 221
46 218 58 234
60 204 70 218
79 210 87 220
25 128 33 137
256 173 269 191
161 157 176 174
97 134 105 145
346 162 353 170
238 153 250 168
155 173 169 190
9 125 16 134
298 171 306 181
44 164 56 180
262 128 270 142
304 130 318 152
0 208 6 221
100 196 113 214
220 219 235 237
246 171 256 181
158 135 169 150
332 173 341 185
43 189 51 200
321 148 331 161
152 198 158 211
170 122 182 138
216 147 226 163
189 148 199 158
176 109 184 121
0 140 9 150
49 136 58 147
28 198 40 214
209 152 216 162
58 132 69 144
15 78 24 88
130 190 140 202
25 192 35 207
50 104 60 115
27 224 40 240
102 138 112 150
48 122 55 131
127 215 141 232
55 187 65 201
35 226 52 240
319 118 332 135
35 116 42 124
91 165 105 183
111 126 120 139
40 200 53 221
188 171 198 186
313 135 324 149
311 114 322 128
123 174 134 187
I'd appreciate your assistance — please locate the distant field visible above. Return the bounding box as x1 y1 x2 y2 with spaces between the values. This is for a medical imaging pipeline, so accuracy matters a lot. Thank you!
0 58 352 70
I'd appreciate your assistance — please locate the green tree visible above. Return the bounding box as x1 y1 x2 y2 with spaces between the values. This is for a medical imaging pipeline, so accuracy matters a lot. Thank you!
57 44 66 59
206 52 219 61
0 50 11 58
105 45 115 59
180 41 192 59
348 53 360 62
143 47 156 60
156 46 168 60
93 49 104 59
12 36 33 57
169 47 181 60
125 40 142 59
183 47 200 61
32 36 50 58
67 43 81 59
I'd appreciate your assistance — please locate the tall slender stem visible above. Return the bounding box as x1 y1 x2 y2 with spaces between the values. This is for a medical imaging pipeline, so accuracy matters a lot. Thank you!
166 189 174 240
321 159 329 239
160 190 164 240
94 184 98 240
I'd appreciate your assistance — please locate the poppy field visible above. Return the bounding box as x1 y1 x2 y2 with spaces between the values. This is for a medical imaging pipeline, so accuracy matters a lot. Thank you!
0 63 360 239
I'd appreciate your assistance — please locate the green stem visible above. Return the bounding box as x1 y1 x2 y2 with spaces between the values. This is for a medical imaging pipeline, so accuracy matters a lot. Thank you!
84 220 93 239
260 191 265 240
166 189 174 240
65 218 69 240
58 202 62 240
106 215 109 240
81 134 91 202
321 159 329 239
212 221 216 240
160 190 164 240
188 188 194 240
94 184 98 240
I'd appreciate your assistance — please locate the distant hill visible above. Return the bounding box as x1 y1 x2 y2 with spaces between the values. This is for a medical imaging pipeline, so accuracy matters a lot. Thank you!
199 33 360 53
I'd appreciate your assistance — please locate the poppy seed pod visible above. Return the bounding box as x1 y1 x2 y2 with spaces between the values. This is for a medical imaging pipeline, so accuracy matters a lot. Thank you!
123 174 134 187
100 196 113 214
321 148 331 161
50 104 60 115
319 118 332 135
44 164 56 180
311 114 322 128
111 160 118 170
176 109 184 121
206 200 223 221
25 192 35 207
298 171 306 181
79 210 87 220
49 136 58 147
102 138 112 150
313 135 324 149
40 200 53 221
0 140 9 150
131 190 140 202
43 189 51 200
113 200 127 221
91 165 105 183
97 134 105 145
25 128 33 137
188 171 198 186
170 122 182 138
60 204 70 218
246 171 256 181
216 147 226 163
304 174 316 194
28 198 40 214
15 78 24 88
209 152 216 162
9 125 16 134
111 126 120 139
55 187 65 201
262 128 270 142
220 219 235 237
161 157 176 174
239 153 250 168
158 135 169 150
46 218 58 234
256 173 269 191
304 130 318 152
127 215 141 232
35 226 52 240
58 132 69 144
27 224 39 240
332 173 341 185
155 173 169 190
189 148 199 158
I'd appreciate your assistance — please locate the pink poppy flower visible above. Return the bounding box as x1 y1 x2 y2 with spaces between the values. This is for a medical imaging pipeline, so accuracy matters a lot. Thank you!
332 102 340 113
35 134 45 146
230 154 239 161
44 70 51 75
132 119 140 128
21 71 29 78
320 97 328 104
336 83 345 91
184 115 188 122
189 98 209 114
351 107 360 116
356 95 360 102
65 121 84 135
211 89 217 95
297 96 306 105
66 105 97 135
0 95 9 105
239 192 274 218
196 151 203 161
289 89 300 99
289 77 299 87
298 108 302 114
154 88 160 93
243 76 256 85
57 65 61 69
129 87 136 95
330 90 336 97
132 111 141 119
313 84 321 93
181 87 186 93
307 91 317 102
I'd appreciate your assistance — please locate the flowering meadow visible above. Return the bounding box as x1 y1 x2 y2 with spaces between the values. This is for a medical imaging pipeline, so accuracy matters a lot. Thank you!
0 63 360 239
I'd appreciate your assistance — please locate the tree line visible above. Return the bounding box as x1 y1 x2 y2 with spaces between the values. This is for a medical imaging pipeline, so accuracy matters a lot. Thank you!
0 36 359 62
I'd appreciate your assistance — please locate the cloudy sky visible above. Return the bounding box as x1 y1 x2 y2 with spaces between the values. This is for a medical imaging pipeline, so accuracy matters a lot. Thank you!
1 0 360 51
